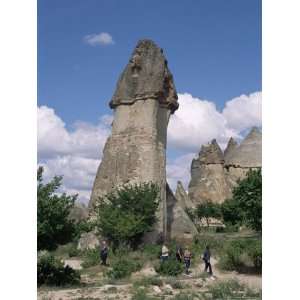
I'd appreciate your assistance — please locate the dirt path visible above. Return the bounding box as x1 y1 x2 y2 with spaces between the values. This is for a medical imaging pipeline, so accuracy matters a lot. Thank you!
38 258 261 299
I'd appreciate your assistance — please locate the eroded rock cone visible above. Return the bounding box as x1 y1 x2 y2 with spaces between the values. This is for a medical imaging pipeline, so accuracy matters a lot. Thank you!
89 39 179 240
188 139 231 205
175 181 195 210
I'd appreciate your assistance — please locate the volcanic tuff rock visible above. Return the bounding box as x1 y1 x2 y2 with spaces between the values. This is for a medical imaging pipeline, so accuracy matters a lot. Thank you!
225 127 262 189
89 39 194 240
175 181 195 210
188 139 232 205
224 137 238 160
187 128 262 205
166 183 198 240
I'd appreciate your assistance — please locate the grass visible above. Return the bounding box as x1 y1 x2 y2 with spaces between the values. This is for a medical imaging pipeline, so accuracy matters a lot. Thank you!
205 280 261 300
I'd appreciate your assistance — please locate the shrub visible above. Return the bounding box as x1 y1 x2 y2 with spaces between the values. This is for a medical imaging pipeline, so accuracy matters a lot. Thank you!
134 276 163 287
195 201 221 227
37 251 80 286
95 182 160 250
155 258 183 276
131 289 156 300
37 166 77 251
68 244 81 257
207 280 261 299
192 234 224 257
221 168 262 231
106 258 142 279
81 248 100 268
140 244 161 260
219 239 262 274
248 240 262 272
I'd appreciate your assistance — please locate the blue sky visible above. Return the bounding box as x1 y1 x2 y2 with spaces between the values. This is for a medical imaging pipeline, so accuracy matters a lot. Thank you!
38 0 261 124
38 0 262 203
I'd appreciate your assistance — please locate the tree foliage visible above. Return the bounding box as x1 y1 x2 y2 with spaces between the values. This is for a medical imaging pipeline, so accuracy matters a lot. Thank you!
221 168 262 231
195 201 221 226
37 166 77 250
95 182 160 249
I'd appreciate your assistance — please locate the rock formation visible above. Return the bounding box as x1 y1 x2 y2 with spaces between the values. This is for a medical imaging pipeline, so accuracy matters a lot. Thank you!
175 181 195 210
89 39 195 240
225 127 262 189
188 128 262 205
188 139 232 205
166 184 198 240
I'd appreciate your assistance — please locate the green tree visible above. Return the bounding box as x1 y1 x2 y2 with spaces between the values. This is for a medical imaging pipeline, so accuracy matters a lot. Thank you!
196 201 221 227
95 182 160 250
37 166 77 250
221 168 262 231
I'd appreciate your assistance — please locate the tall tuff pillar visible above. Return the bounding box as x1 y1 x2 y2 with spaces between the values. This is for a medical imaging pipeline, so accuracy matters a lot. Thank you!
89 40 178 240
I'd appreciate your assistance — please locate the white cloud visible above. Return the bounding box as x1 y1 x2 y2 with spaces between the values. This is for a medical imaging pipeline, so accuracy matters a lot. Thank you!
168 92 261 152
222 91 262 132
38 106 111 204
83 32 115 46
38 91 261 203
38 106 111 160
167 153 195 191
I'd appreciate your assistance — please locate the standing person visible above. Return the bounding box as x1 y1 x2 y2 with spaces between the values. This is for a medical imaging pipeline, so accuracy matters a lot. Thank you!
183 247 192 275
161 244 169 262
176 244 183 263
100 240 109 266
202 245 213 275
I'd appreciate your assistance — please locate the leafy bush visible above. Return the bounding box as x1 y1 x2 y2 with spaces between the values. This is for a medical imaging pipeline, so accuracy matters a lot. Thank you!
247 240 262 272
219 239 262 273
221 168 262 231
106 257 142 279
132 289 156 300
207 280 261 299
37 251 80 286
95 182 160 250
195 201 221 226
140 244 161 260
73 220 97 242
68 244 81 257
155 258 183 276
192 234 224 257
134 276 163 287
37 166 77 250
81 248 100 268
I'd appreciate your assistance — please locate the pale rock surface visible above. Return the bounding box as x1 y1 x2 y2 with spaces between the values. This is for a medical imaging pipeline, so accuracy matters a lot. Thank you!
89 39 182 240
188 139 231 204
166 183 198 240
175 180 195 209
77 231 100 251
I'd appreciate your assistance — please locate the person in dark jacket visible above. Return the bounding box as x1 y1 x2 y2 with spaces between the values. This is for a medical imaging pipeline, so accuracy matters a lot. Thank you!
100 240 109 266
175 245 183 263
202 245 213 275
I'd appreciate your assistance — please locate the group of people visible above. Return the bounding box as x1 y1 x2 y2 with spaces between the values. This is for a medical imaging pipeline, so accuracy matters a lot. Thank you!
161 244 213 276
99 240 213 277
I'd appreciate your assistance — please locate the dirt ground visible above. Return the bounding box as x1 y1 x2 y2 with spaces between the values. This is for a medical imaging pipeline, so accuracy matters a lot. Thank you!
38 257 261 300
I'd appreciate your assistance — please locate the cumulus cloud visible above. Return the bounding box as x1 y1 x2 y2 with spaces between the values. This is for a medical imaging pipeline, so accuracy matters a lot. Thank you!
38 106 111 160
83 32 115 46
38 106 111 204
38 90 261 202
222 92 262 132
168 92 261 152
167 153 195 191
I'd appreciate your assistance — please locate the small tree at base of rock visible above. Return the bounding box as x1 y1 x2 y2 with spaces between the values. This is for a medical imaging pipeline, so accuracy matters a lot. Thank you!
95 182 160 250
221 168 262 231
195 201 221 227
37 166 77 250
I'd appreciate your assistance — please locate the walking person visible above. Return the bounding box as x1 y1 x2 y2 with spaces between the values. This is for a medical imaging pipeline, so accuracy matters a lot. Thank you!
176 244 183 263
202 245 213 276
183 247 192 275
161 244 169 262
100 240 109 266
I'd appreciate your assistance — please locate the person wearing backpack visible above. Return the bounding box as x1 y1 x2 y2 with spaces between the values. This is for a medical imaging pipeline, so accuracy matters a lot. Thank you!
202 245 213 275
183 247 192 275
100 240 109 266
